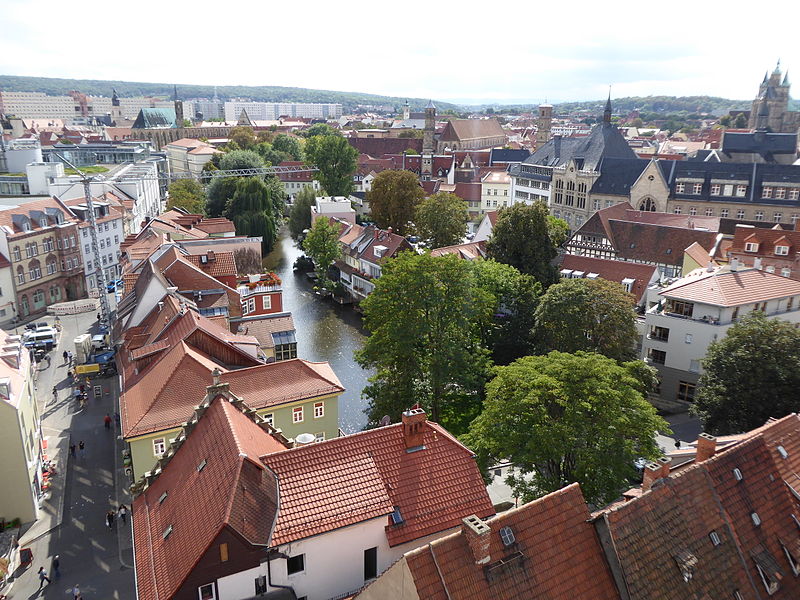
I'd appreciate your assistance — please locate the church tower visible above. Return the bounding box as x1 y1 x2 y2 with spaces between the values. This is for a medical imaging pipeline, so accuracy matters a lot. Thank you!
422 100 435 180
603 92 613 124
174 85 184 128
535 102 552 148
748 61 792 132
403 100 410 121
110 88 123 124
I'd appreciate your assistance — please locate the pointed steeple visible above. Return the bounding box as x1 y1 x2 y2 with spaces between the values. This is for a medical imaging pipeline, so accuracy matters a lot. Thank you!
774 59 782 74
763 71 769 84
426 99 436 109
173 84 179 102
782 71 790 87
603 89 612 123
213 86 218 101
111 88 119 107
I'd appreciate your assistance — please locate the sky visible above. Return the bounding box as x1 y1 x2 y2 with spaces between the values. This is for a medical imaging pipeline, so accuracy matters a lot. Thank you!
0 0 798 105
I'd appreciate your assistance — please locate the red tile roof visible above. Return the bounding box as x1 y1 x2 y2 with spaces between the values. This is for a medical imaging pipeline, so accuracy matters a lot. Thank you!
133 395 285 600
730 224 800 259
262 416 494 547
430 240 487 260
660 267 800 306
560 255 657 302
440 120 506 144
360 484 619 599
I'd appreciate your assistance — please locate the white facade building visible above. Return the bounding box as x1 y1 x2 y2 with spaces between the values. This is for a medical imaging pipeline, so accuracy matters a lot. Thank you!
509 163 552 207
223 102 342 122
480 170 511 216
0 91 77 119
641 264 800 409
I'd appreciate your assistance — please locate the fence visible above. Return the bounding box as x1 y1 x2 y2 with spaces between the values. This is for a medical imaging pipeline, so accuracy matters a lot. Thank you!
47 299 99 316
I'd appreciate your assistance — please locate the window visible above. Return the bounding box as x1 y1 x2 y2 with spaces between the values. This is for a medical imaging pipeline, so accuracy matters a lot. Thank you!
499 526 516 547
790 190 800 201
46 261 56 275
782 542 800 576
736 185 747 197
710 184 720 195
12 247 20 261
100 239 105 249
709 531 721 546
776 245 790 256
275 342 297 361
243 297 255 315
82 229 87 238
254 576 267 595
745 242 759 252
673 206 682 215
198 583 216 600
364 548 379 583
689 207 697 216
677 382 696 402
721 208 729 218
675 183 685 194
287 554 305 575
737 209 746 219
692 183 702 194
774 213 783 223
668 300 694 317
262 295 272 310
16 268 24 285
114 235 119 244
763 186 773 198
647 349 666 365
705 208 714 216
292 406 304 423
87 261 92 271
776 188 786 200
755 211 764 221
153 438 166 456
264 413 274 426
219 543 228 562
30 242 38 255
314 432 325 442
782 268 792 278
104 222 109 231
85 244 90 254
756 561 779 595
314 401 324 419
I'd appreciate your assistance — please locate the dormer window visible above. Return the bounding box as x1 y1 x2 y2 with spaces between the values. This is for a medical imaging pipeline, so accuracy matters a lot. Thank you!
775 245 790 256
674 550 698 582
745 242 759 253
499 526 516 547
22 222 31 232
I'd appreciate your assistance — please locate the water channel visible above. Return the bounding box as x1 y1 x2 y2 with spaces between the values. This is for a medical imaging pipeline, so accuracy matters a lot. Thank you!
263 229 373 433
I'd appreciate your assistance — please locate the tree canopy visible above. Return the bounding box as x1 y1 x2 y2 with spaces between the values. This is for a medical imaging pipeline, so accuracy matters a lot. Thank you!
302 123 340 138
229 126 256 150
464 351 667 505
289 186 317 239
486 202 564 287
534 277 638 362
219 149 264 171
692 312 800 434
302 217 341 291
206 177 239 217
367 170 424 236
304 135 358 197
223 177 279 252
356 252 492 434
272 134 304 161
415 192 468 248
167 179 206 214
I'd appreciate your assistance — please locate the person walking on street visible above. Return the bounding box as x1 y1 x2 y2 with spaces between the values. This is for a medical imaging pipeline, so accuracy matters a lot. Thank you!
52 555 60 579
38 566 51 588
63 350 68 364
104 413 112 429
69 443 76 458
106 510 115 529
118 504 128 525
78 440 85 459
72 584 81 599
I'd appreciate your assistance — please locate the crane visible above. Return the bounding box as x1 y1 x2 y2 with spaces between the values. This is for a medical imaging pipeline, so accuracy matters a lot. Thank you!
50 156 318 327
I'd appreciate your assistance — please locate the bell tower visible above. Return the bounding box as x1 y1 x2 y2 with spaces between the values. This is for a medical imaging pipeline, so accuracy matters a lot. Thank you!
174 85 184 128
422 100 436 180
536 102 552 148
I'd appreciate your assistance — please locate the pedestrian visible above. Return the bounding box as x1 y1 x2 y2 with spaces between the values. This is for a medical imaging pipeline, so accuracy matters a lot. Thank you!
63 350 68 364
104 413 112 429
69 443 76 458
106 510 115 529
97 312 100 321
67 351 73 365
79 383 85 394
78 440 85 459
72 583 81 599
67 369 73 381
114 411 120 426
52 555 60 579
37 565 51 588
118 504 128 525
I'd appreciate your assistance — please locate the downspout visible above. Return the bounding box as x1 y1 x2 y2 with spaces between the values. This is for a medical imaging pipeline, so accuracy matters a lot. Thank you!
264 465 293 591
266 549 292 591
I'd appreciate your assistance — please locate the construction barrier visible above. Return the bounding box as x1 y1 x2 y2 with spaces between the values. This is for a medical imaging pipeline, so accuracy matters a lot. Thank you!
47 299 99 316
75 364 100 375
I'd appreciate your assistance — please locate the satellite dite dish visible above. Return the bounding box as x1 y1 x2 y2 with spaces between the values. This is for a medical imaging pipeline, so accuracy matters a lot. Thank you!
295 433 315 446
379 415 391 426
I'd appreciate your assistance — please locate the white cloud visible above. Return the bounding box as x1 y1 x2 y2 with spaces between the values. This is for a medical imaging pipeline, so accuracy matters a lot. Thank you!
0 0 797 105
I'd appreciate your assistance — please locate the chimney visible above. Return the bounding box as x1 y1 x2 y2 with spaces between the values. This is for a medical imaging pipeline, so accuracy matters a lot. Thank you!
642 456 671 492
401 406 427 451
754 257 762 270
696 432 717 462
462 515 491 565
730 257 739 272
706 261 715 273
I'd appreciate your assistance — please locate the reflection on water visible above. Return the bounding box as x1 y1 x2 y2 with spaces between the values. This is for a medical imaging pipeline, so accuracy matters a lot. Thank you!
264 229 372 432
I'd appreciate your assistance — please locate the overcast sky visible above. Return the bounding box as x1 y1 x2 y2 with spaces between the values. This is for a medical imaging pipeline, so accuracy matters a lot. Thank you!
1 0 797 105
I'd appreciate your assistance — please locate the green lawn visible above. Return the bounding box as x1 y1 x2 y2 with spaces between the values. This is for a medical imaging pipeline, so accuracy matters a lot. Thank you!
64 166 109 175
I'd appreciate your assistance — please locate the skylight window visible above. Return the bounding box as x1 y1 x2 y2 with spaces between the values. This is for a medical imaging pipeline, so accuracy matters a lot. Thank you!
158 491 168 504
499 526 516 547
391 508 404 525
778 446 789 459
752 512 762 527
197 459 207 472
162 525 173 539
710 531 722 546
733 468 743 481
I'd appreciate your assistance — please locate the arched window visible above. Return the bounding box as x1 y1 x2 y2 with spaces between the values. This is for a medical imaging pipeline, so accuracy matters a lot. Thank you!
16 266 24 285
638 197 657 212
20 295 29 316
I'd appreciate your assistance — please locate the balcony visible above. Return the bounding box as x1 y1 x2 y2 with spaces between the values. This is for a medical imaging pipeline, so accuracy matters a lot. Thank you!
237 283 281 297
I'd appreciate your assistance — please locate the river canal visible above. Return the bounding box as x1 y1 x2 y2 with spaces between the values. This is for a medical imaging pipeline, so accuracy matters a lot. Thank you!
263 229 373 433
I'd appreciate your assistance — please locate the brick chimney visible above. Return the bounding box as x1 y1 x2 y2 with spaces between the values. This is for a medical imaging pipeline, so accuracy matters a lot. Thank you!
462 515 491 565
642 456 671 492
696 432 717 463
401 407 426 451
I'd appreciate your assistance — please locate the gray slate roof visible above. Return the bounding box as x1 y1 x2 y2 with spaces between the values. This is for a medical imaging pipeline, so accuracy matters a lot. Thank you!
132 108 178 129
520 121 636 171
721 131 798 156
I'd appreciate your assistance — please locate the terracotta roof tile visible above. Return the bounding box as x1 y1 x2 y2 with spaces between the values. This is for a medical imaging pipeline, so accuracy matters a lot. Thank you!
185 251 237 278
560 255 657 302
660 267 800 306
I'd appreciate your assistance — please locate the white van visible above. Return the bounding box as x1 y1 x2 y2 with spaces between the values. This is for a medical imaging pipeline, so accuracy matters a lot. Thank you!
24 329 57 350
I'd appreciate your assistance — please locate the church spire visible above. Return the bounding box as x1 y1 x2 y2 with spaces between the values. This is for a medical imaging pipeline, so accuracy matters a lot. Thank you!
782 71 790 87
173 84 178 102
774 59 782 74
603 89 612 123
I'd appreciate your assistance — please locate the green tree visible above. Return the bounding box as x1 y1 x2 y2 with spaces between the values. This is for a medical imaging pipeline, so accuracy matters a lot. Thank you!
486 202 563 287
272 134 303 160
368 170 424 236
304 135 358 197
302 217 341 291
302 123 340 138
692 312 800 434
534 277 638 362
254 142 290 166
229 126 256 149
289 186 317 239
223 177 278 252
166 179 206 214
471 260 542 365
206 177 239 217
415 192 468 248
398 130 423 139
219 149 264 171
356 253 493 433
181 118 192 128
464 351 667 505
734 113 748 128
